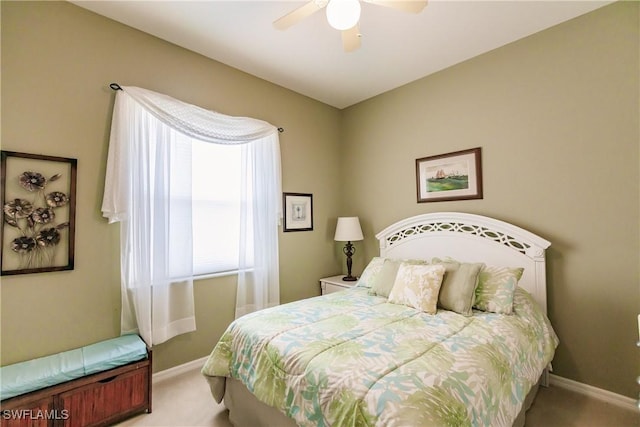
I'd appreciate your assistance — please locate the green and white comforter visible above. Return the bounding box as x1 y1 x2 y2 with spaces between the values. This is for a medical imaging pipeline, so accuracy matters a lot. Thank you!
202 287 558 427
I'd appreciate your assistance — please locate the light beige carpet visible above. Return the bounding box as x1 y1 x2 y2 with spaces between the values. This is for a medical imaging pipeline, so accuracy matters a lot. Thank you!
117 365 639 427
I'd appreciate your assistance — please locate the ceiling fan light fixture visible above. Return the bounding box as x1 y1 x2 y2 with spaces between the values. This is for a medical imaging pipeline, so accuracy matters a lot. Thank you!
326 0 361 31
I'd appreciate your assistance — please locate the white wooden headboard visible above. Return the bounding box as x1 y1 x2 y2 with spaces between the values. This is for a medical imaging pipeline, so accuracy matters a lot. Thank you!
375 212 551 313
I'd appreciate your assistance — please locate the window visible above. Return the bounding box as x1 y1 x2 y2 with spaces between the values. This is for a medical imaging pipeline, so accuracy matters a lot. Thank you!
104 85 281 337
192 140 253 276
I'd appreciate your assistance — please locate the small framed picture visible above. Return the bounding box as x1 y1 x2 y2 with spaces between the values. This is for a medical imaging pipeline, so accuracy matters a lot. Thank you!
283 192 313 232
416 147 483 203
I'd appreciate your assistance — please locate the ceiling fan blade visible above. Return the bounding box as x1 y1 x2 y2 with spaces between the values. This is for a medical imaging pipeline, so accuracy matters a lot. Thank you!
273 1 326 30
342 24 361 52
362 0 428 14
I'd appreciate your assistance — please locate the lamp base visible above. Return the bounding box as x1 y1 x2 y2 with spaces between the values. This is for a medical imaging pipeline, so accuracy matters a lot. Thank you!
342 275 358 282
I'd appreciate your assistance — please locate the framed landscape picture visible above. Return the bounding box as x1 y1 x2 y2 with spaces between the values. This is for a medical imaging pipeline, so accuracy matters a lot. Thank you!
416 147 483 203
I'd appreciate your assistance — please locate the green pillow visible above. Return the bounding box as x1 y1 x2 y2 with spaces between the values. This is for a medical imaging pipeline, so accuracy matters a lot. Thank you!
474 265 524 314
436 261 484 316
368 259 401 297
356 257 385 288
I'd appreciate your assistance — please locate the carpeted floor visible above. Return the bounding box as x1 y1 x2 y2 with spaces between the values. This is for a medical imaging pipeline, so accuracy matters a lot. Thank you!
117 364 639 427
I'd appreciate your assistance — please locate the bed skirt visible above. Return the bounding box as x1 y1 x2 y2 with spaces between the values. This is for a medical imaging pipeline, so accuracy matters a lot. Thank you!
205 374 543 427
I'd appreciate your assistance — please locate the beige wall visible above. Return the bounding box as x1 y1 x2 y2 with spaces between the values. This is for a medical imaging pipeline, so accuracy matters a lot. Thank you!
0 1 342 372
342 1 639 398
1 0 638 399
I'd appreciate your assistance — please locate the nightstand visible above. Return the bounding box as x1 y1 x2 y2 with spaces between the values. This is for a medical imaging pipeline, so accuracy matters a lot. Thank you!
320 275 358 295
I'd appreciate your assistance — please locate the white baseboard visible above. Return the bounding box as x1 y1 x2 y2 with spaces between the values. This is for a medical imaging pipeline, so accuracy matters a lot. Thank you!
152 356 209 384
549 374 638 411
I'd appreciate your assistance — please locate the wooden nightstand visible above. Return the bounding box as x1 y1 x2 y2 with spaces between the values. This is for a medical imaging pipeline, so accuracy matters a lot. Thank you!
320 275 358 295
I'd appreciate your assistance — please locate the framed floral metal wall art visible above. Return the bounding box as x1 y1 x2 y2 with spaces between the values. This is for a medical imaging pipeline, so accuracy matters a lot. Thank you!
416 147 483 203
1 151 77 275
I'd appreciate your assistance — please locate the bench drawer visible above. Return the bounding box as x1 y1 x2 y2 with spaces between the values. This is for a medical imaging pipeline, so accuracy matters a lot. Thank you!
58 365 149 427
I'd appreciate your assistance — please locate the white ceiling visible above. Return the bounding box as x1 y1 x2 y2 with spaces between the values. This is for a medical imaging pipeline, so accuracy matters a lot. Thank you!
72 0 613 109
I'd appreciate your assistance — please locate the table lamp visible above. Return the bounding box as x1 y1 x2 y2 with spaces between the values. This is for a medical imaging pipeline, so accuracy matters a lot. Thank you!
334 216 364 281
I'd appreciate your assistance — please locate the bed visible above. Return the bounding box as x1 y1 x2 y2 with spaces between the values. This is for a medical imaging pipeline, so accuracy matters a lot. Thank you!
201 212 559 427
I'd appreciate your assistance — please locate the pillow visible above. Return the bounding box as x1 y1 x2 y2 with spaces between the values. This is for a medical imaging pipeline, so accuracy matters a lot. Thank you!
368 258 428 297
356 257 385 288
388 263 446 314
437 261 484 316
431 256 460 265
368 259 401 297
474 265 524 314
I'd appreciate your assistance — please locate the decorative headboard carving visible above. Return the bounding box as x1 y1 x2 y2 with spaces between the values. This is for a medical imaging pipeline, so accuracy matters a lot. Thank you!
385 221 534 255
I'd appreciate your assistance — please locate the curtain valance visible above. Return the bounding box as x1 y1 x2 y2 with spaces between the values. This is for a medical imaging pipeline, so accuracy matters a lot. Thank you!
124 86 278 144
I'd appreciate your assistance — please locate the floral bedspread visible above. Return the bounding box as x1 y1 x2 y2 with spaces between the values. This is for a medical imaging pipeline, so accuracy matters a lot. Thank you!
201 287 558 427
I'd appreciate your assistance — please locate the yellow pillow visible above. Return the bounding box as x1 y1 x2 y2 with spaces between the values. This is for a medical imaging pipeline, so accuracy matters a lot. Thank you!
388 263 446 314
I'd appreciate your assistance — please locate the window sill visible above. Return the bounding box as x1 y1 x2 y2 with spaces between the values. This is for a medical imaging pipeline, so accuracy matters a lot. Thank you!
194 268 253 281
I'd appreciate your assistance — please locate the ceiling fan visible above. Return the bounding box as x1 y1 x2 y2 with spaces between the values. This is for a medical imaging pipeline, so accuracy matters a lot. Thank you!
273 0 428 52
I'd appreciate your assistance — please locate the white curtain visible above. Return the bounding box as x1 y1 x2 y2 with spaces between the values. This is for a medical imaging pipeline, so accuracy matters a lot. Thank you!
102 86 282 346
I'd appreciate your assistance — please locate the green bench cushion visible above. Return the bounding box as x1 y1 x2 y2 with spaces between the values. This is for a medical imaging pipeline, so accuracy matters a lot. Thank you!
0 334 147 400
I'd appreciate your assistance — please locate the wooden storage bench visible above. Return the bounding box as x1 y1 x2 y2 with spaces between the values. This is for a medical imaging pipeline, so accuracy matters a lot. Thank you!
0 335 151 427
